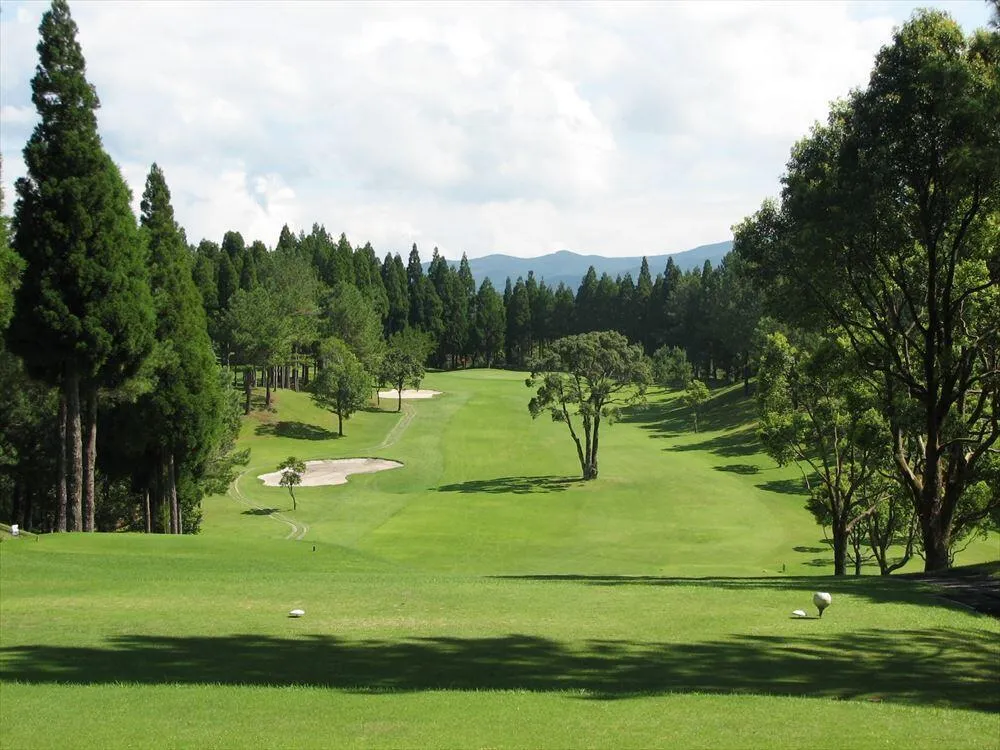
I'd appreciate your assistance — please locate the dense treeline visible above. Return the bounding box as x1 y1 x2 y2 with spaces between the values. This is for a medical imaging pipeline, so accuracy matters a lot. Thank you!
0 2 995 576
191 225 760 391
0 1 243 534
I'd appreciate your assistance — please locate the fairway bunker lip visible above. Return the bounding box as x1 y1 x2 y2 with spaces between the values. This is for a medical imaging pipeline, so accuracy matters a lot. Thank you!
257 458 403 487
377 388 442 400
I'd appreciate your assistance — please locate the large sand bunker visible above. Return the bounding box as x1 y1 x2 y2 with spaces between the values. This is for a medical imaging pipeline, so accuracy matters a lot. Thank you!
258 458 403 487
378 389 442 400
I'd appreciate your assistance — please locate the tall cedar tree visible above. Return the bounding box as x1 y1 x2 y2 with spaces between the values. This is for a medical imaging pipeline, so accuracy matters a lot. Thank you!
1 157 25 330
7 0 154 531
135 164 224 533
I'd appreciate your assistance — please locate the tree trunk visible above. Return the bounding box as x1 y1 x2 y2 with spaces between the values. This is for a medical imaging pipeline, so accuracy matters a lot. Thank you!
243 369 252 415
338 410 343 436
832 520 847 576
168 451 180 534
56 394 67 532
265 367 272 408
293 362 299 391
151 471 162 534
82 387 97 532
921 516 951 573
144 488 151 534
64 371 83 532
302 364 309 386
589 415 601 480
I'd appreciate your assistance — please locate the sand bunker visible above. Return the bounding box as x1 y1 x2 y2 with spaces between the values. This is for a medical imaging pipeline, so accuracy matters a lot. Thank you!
258 458 403 487
378 389 442 400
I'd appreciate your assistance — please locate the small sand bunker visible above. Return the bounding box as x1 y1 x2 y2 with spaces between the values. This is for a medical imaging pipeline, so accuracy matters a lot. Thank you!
378 389 442 400
258 458 403 487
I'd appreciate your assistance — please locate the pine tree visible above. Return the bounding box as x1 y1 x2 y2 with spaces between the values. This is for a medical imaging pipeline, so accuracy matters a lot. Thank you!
7 0 154 531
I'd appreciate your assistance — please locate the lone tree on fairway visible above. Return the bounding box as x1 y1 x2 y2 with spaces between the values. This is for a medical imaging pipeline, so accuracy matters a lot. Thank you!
278 457 305 510
527 330 650 480
682 379 710 432
312 339 370 436
7 0 154 532
378 328 432 412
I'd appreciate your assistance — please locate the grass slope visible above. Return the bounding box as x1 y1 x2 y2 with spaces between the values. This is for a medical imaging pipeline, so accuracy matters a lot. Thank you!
2 370 997 748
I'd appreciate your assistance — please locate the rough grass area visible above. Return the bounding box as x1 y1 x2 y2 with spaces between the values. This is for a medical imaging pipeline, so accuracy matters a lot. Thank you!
1 370 997 748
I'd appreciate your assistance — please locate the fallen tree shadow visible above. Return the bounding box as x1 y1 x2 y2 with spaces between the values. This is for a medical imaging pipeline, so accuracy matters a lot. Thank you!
1 627 994 711
254 422 340 441
436 476 581 494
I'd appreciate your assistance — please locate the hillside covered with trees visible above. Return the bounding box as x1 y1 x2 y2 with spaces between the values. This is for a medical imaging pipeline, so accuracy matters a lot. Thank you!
0 1 996 574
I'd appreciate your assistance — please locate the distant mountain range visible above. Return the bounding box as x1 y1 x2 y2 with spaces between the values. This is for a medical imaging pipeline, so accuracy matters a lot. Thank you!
427 240 733 290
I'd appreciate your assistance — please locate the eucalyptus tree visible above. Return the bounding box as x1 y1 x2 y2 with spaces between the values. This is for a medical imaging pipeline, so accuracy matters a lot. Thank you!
7 0 154 531
757 332 892 574
735 11 1000 571
527 331 650 480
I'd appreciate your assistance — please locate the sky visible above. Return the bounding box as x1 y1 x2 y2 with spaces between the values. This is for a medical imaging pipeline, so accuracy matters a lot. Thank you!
0 1 993 260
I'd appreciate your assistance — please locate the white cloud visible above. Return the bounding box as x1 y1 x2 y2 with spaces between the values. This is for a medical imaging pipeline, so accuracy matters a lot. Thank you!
0 0 992 259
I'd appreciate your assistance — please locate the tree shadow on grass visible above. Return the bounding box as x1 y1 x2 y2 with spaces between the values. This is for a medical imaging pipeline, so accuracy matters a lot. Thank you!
1 628 995 711
668 429 760 458
488 574 987 616
622 385 757 437
436 476 581 494
758 478 809 495
241 508 280 516
714 464 760 475
254 422 340 441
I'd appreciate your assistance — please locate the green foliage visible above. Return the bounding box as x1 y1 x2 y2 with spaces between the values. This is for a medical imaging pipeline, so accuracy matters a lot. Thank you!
735 10 1000 571
756 331 902 575
682 379 709 433
277 456 306 510
527 330 650 480
0 158 24 332
8 0 154 387
311 339 370 435
378 328 432 412
651 346 692 390
472 278 505 367
320 282 384 373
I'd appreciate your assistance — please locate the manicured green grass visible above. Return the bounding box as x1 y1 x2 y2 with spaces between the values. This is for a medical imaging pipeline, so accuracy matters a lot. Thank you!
2 369 997 748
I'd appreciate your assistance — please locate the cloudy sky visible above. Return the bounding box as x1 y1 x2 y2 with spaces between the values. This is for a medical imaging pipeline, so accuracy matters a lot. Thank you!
0 1 992 260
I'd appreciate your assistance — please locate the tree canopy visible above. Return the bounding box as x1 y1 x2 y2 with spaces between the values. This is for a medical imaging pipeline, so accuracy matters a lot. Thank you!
527 330 650 480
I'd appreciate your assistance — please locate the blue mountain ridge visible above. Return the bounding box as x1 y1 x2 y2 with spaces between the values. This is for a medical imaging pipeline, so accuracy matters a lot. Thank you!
423 240 733 290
